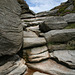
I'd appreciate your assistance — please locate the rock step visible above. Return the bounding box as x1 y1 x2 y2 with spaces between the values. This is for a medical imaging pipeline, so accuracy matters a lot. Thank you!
23 31 38 38
27 59 75 75
0 55 27 75
23 46 50 62
23 38 46 48
21 17 47 22
44 29 75 43
23 21 44 27
50 50 75 69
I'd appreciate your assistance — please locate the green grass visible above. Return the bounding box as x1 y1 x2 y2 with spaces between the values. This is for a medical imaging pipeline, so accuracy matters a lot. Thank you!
65 23 75 29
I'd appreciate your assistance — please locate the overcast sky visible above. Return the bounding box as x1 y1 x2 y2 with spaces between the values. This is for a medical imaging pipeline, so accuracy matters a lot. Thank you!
25 0 67 13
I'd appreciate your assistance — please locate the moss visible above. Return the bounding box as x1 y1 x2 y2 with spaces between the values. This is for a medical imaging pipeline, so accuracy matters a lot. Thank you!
50 0 75 16
66 40 75 50
65 23 75 29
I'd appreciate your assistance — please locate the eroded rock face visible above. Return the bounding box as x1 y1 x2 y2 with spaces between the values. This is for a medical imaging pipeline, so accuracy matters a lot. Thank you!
0 55 27 75
44 29 75 43
39 16 67 32
27 59 75 75
0 0 22 56
63 13 75 23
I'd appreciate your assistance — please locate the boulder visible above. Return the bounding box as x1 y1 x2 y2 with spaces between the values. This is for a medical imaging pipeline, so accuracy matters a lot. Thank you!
44 29 75 43
27 59 75 75
63 13 75 23
23 38 46 48
0 0 22 56
50 50 75 68
39 16 67 32
0 55 27 75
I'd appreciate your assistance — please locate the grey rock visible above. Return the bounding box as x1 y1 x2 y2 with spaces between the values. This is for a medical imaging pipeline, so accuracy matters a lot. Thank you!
36 9 59 17
21 14 35 19
63 13 75 23
0 0 22 56
65 5 74 11
39 16 68 32
44 29 75 43
50 50 75 68
23 38 46 48
48 44 66 51
23 46 49 62
23 31 38 38
27 59 75 75
0 55 27 75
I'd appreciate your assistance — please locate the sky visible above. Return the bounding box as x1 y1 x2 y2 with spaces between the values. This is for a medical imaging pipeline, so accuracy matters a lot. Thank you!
25 0 67 13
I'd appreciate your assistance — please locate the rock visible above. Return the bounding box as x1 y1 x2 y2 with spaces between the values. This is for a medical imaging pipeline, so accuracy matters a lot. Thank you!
23 31 38 38
48 44 66 51
25 68 49 75
36 9 59 17
27 59 75 75
23 46 50 62
39 16 68 32
44 29 75 43
0 0 22 56
23 38 46 48
26 25 41 35
0 55 27 75
21 14 35 19
65 5 74 11
25 21 44 26
50 50 75 69
63 13 75 23
33 72 49 75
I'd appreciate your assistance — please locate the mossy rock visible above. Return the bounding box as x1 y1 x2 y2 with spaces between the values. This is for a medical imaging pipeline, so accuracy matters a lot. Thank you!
65 23 75 29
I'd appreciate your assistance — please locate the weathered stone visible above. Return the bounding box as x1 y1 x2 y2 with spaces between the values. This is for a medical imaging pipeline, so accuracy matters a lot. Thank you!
48 44 66 51
25 21 44 26
21 14 35 19
27 59 75 75
24 46 48 55
23 38 46 48
50 50 75 68
36 9 59 17
44 29 75 43
23 46 49 62
28 51 50 62
39 16 68 32
23 31 38 38
0 55 27 75
65 5 74 11
63 13 75 23
0 0 22 56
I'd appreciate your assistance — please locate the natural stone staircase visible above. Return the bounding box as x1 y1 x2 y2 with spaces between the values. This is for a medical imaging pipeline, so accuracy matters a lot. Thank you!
22 17 75 75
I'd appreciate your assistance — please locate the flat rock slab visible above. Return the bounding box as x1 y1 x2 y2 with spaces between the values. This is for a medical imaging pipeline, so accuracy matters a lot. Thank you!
23 38 46 48
27 59 75 75
0 55 27 75
23 31 38 38
44 29 75 43
23 46 48 55
50 50 75 68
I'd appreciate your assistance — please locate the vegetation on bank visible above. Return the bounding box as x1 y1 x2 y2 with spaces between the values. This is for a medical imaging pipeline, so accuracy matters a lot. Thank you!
65 23 75 29
51 0 75 16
